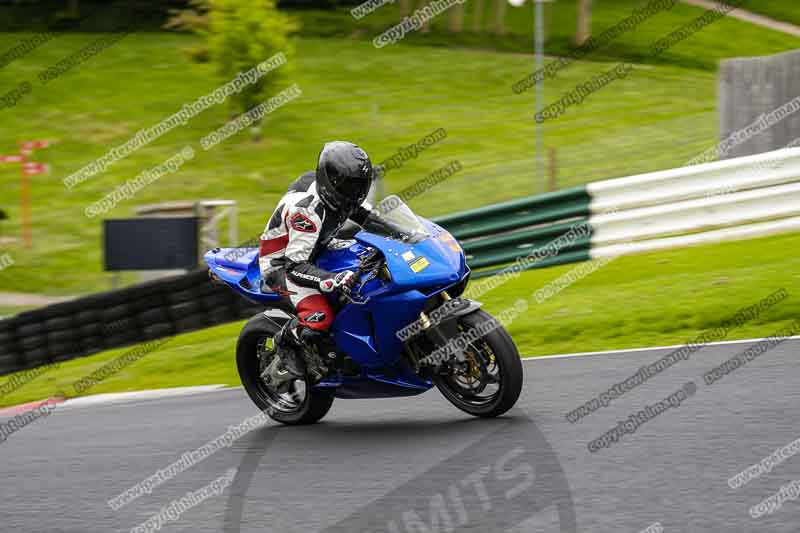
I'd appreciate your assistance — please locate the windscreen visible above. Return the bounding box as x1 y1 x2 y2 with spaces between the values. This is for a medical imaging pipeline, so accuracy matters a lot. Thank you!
363 195 431 243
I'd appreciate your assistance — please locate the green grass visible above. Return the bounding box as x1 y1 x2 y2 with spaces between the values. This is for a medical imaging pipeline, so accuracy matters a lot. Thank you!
0 322 243 408
2 231 798 408
296 0 800 69
0 0 797 294
735 1 800 27
0 17 796 295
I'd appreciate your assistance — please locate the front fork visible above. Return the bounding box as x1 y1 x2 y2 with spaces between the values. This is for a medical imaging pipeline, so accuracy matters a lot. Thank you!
403 293 483 374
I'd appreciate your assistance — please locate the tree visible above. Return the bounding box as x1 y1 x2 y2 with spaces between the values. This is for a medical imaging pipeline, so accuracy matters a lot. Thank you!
413 0 431 33
167 0 298 138
165 0 211 35
493 0 506 35
575 0 592 45
472 0 484 33
67 0 79 18
449 3 464 33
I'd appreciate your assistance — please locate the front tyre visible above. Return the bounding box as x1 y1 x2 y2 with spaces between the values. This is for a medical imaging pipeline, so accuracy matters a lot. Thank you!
236 313 334 425
433 310 523 418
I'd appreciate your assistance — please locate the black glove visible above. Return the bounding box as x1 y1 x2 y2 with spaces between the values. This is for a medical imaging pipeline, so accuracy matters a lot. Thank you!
320 270 357 294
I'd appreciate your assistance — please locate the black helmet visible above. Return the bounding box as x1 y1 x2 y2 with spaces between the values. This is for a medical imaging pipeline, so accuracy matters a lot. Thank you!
316 141 373 213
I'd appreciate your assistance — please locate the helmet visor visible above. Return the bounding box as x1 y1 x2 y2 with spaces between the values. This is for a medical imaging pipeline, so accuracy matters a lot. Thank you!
337 177 371 205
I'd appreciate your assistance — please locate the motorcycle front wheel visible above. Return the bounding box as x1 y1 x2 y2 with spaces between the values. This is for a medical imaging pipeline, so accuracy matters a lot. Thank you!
236 313 335 425
433 309 523 418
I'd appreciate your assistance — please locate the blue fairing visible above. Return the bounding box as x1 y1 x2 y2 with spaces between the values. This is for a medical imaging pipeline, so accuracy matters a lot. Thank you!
204 217 469 399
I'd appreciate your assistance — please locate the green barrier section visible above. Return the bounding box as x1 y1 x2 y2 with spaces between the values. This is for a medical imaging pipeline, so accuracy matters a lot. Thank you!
433 185 590 228
444 201 590 240
461 218 591 254
430 186 594 274
466 235 592 269
470 249 592 280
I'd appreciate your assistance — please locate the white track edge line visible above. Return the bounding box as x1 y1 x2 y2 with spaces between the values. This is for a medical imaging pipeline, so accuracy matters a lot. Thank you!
56 385 229 410
522 335 800 361
32 335 800 411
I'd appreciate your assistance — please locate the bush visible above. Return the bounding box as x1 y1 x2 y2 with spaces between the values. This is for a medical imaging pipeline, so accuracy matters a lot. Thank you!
166 0 298 128
208 0 298 116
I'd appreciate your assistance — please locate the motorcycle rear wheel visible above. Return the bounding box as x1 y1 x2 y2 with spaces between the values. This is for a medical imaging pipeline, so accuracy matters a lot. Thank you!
433 310 523 418
237 313 335 425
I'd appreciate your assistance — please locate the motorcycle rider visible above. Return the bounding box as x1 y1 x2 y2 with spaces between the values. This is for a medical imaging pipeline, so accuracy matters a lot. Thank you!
259 141 380 386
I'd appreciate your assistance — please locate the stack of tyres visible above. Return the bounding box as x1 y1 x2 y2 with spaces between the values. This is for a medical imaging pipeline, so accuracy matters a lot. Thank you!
15 312 49 368
0 318 21 374
0 268 264 376
133 292 173 341
76 308 104 356
165 271 211 334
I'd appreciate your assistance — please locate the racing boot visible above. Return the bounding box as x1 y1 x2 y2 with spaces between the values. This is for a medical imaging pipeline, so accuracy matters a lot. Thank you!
262 318 306 388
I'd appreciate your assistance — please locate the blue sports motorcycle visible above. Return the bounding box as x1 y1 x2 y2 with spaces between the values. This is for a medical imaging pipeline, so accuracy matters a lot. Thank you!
204 196 523 425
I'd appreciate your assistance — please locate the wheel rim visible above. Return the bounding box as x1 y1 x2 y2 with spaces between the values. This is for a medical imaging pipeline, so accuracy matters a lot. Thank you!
440 333 502 409
250 334 308 414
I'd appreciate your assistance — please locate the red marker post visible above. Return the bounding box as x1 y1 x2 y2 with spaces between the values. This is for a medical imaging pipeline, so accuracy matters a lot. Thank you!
0 141 50 248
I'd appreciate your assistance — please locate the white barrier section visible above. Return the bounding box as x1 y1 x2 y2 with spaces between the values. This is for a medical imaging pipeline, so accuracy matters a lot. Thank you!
586 146 800 255
588 147 800 211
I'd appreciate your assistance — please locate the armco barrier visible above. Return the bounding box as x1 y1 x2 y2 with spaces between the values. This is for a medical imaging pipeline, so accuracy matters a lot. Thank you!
3 146 800 374
432 186 593 277
434 186 590 240
461 145 800 277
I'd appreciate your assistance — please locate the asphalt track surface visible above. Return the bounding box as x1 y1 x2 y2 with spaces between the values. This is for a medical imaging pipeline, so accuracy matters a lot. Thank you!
2 338 799 533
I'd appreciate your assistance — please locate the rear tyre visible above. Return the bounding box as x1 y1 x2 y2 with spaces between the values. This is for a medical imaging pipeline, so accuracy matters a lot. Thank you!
236 313 334 425
433 309 523 418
